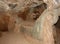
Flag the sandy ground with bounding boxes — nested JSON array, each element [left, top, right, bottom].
[[0, 32, 41, 44], [0, 20, 60, 44], [0, 21, 41, 44]]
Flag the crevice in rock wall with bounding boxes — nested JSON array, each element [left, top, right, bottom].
[[54, 16, 60, 28], [32, 3, 47, 20], [54, 16, 60, 44]]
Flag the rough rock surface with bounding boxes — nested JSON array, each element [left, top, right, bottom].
[[0, 0, 60, 44]]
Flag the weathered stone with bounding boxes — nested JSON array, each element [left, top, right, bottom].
[[0, 0, 60, 44], [0, 1, 10, 31], [31, 0, 60, 44]]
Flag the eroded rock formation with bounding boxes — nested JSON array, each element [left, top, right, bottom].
[[0, 0, 60, 44]]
